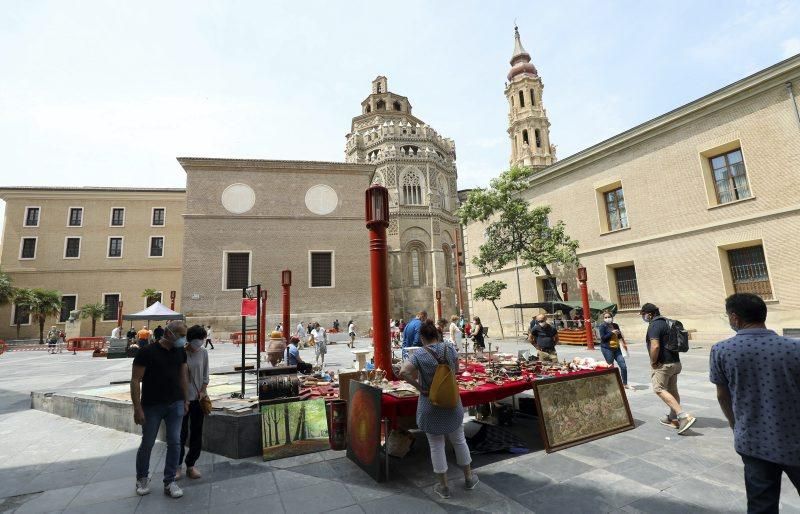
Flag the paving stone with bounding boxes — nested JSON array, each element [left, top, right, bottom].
[[620, 491, 722, 513], [225, 491, 285, 513], [67, 476, 140, 508], [513, 452, 595, 482], [662, 475, 746, 511], [279, 479, 356, 514], [13, 485, 83, 514], [560, 442, 628, 467], [209, 470, 277, 508], [273, 468, 330, 492], [63, 495, 141, 514], [479, 465, 554, 499], [134, 482, 211, 513], [360, 491, 448, 514], [600, 457, 679, 491]]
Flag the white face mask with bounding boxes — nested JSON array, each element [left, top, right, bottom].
[[604, 317, 613, 323], [642, 315, 650, 323]]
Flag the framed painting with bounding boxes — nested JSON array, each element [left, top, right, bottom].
[[346, 380, 385, 482], [261, 398, 330, 461], [532, 368, 634, 452]]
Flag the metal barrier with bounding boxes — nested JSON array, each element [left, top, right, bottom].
[[66, 337, 107, 352], [230, 331, 258, 346]]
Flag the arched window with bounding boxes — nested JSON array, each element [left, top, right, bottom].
[[376, 99, 386, 110], [401, 145, 419, 156], [393, 101, 402, 111], [401, 170, 424, 205], [530, 89, 536, 106], [522, 129, 529, 145], [443, 244, 454, 287], [518, 90, 525, 108], [376, 83, 382, 93], [407, 242, 427, 286], [438, 175, 450, 211], [365, 104, 371, 113], [535, 129, 542, 148]]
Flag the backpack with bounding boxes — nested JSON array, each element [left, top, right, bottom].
[[653, 316, 689, 353], [420, 345, 459, 409]]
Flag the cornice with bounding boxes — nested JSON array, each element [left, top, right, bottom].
[[177, 157, 375, 174], [0, 188, 185, 201]]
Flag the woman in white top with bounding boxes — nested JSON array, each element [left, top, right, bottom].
[[448, 315, 463, 348], [348, 321, 356, 349]]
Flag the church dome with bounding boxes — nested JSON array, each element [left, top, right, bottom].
[[507, 26, 538, 81]]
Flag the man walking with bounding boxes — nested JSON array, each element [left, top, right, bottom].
[[640, 303, 695, 434], [296, 321, 307, 349], [204, 325, 214, 349], [710, 293, 800, 512], [402, 311, 427, 358], [131, 320, 189, 499], [529, 314, 559, 363]]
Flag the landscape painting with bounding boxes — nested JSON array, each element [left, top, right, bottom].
[[261, 398, 329, 461]]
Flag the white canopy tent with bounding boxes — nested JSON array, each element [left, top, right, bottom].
[[122, 301, 184, 322]]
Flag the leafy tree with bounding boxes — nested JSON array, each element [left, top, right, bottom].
[[459, 166, 579, 312], [79, 303, 106, 337], [29, 289, 63, 344], [0, 269, 13, 307], [473, 280, 508, 340], [142, 289, 161, 307], [12, 288, 34, 340]]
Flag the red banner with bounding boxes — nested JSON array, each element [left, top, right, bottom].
[[241, 298, 257, 317]]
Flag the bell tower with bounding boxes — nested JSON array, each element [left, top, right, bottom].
[[505, 25, 555, 169]]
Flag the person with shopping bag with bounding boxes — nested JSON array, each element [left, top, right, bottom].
[[177, 325, 210, 480], [598, 309, 630, 389]]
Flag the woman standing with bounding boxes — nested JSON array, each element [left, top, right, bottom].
[[347, 320, 356, 349], [598, 310, 629, 389], [471, 317, 485, 351], [313, 323, 328, 368], [178, 325, 209, 480], [449, 315, 463, 349], [399, 320, 478, 498]]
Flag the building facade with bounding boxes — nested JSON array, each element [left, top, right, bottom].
[[346, 77, 465, 320], [465, 35, 800, 343], [0, 187, 185, 339]]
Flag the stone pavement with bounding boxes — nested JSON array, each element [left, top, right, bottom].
[[1, 338, 798, 513]]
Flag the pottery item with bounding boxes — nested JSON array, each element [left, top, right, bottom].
[[266, 333, 287, 366]]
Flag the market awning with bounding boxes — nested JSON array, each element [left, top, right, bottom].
[[122, 301, 185, 321], [503, 300, 617, 315]]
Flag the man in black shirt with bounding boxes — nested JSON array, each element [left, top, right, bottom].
[[641, 303, 696, 435], [131, 320, 189, 498], [152, 325, 165, 341], [530, 314, 560, 362]]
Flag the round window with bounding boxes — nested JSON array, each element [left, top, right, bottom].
[[221, 183, 256, 214], [305, 184, 339, 215]]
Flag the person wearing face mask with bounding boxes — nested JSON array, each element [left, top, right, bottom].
[[529, 314, 559, 362], [130, 320, 190, 499], [177, 325, 210, 481], [710, 293, 800, 512], [640, 303, 695, 435], [598, 310, 629, 389]]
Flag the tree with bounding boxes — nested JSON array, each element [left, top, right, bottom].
[[142, 289, 161, 307], [79, 303, 106, 337], [0, 269, 13, 307], [12, 288, 34, 340], [29, 289, 62, 344], [473, 280, 508, 340], [459, 166, 579, 325]]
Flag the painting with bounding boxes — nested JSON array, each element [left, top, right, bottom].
[[347, 380, 384, 482], [261, 398, 329, 461], [533, 368, 634, 452]]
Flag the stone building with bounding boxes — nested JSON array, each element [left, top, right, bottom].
[[464, 29, 800, 343], [346, 77, 465, 321], [0, 187, 185, 339]]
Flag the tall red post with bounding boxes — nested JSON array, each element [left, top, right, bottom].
[[365, 184, 394, 379], [281, 271, 291, 344], [453, 235, 465, 315], [116, 301, 123, 330], [169, 290, 176, 311], [577, 266, 594, 350], [259, 290, 268, 352], [435, 290, 442, 320], [561, 282, 569, 302]]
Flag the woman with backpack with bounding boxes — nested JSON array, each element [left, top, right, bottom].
[[399, 320, 478, 499]]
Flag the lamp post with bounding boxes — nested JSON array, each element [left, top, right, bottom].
[[561, 282, 569, 301], [259, 290, 268, 353], [116, 301, 123, 331], [577, 266, 594, 350], [365, 184, 393, 379], [169, 290, 176, 311], [452, 235, 465, 315], [281, 270, 291, 344], [435, 290, 442, 320]]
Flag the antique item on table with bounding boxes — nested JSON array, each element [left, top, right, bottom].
[[259, 375, 300, 400], [532, 368, 634, 452], [370, 368, 386, 386], [260, 398, 329, 461], [266, 331, 287, 367], [347, 381, 385, 482]]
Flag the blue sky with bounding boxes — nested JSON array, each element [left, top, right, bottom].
[[1, 0, 799, 236]]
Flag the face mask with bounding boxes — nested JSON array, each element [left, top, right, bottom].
[[538, 321, 546, 326], [642, 315, 650, 323], [604, 317, 613, 323], [175, 336, 187, 348]]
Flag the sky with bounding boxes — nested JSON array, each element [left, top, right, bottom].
[[1, 0, 799, 237]]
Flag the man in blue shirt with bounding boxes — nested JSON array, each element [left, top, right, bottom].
[[710, 293, 800, 512], [402, 311, 427, 358]]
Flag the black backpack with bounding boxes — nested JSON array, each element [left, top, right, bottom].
[[653, 316, 689, 353]]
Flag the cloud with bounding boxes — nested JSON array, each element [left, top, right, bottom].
[[782, 37, 800, 58]]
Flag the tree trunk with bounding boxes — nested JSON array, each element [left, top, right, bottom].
[[272, 410, 280, 445], [541, 265, 563, 302], [491, 300, 506, 340], [38, 318, 45, 344], [294, 405, 304, 441], [91, 318, 97, 336], [16, 321, 21, 340], [283, 403, 292, 445]]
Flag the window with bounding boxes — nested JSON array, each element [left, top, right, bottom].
[[710, 149, 750, 204], [149, 236, 164, 257], [614, 266, 640, 310], [401, 171, 424, 205], [11, 304, 30, 326], [393, 101, 401, 111], [443, 245, 454, 287], [535, 129, 542, 148], [376, 99, 386, 110], [412, 249, 421, 286], [310, 252, 334, 288], [152, 208, 165, 226], [110, 208, 125, 226], [20, 237, 37, 259], [522, 129, 529, 145], [408, 243, 427, 287], [24, 207, 40, 227], [108, 237, 123, 258], [542, 279, 559, 302], [68, 207, 83, 227], [225, 252, 250, 290], [145, 291, 162, 308], [518, 90, 525, 108], [530, 89, 536, 106], [103, 294, 120, 321], [64, 237, 81, 259], [727, 245, 772, 300], [604, 187, 628, 231], [59, 295, 77, 322]]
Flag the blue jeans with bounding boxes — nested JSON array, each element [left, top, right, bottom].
[[136, 400, 184, 485], [600, 346, 627, 385], [740, 453, 800, 513]]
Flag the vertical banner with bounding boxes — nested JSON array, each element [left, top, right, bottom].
[[241, 298, 257, 317]]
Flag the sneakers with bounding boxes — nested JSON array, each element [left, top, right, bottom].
[[659, 415, 679, 428], [433, 483, 451, 499], [164, 481, 184, 498], [677, 415, 697, 435], [135, 477, 151, 496], [465, 473, 480, 490], [186, 466, 202, 479]]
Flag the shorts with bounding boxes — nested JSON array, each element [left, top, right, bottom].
[[650, 362, 682, 394]]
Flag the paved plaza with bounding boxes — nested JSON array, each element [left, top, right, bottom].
[[0, 337, 798, 513]]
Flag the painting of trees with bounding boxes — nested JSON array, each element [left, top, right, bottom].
[[260, 399, 330, 461]]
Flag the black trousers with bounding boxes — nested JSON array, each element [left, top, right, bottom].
[[204, 338, 214, 349], [179, 400, 204, 468], [740, 453, 800, 513]]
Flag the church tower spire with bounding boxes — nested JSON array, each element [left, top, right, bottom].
[[505, 25, 555, 169]]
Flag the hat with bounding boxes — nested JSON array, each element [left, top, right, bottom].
[[639, 303, 659, 314]]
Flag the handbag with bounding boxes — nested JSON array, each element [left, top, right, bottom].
[[188, 366, 212, 415]]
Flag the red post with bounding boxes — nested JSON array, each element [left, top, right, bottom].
[[365, 184, 394, 379], [169, 290, 176, 311], [453, 234, 465, 315], [259, 290, 268, 352], [577, 266, 594, 350], [435, 290, 442, 320], [116, 301, 123, 330], [281, 271, 291, 344], [561, 282, 569, 302]]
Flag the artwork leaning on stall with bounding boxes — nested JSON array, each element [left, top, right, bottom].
[[261, 398, 330, 461], [346, 380, 385, 482], [533, 367, 634, 452]]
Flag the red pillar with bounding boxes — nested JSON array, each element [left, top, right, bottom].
[[259, 290, 268, 352], [116, 301, 123, 330], [366, 185, 393, 379], [577, 266, 594, 350], [169, 290, 176, 311], [561, 282, 569, 302], [281, 271, 291, 344], [435, 290, 442, 320]]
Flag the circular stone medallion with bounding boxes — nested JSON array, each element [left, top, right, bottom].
[[304, 184, 339, 215], [221, 183, 256, 214]]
